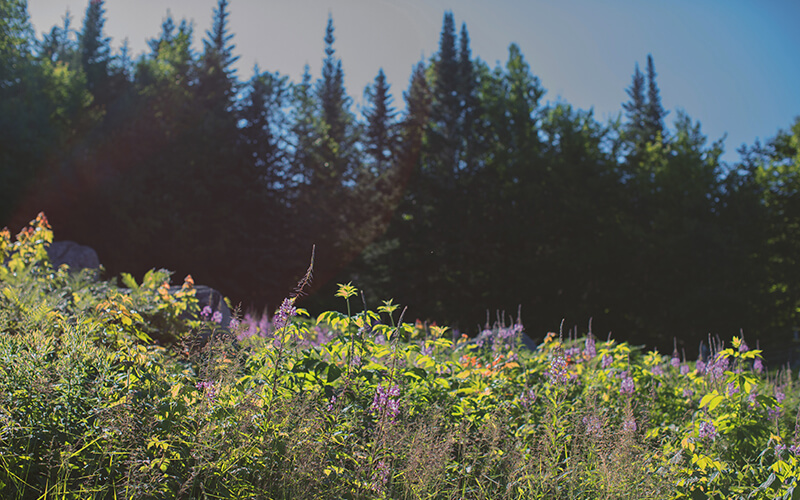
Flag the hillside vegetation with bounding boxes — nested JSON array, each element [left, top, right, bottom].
[[2, 214, 799, 499]]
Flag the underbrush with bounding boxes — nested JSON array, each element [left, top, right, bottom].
[[1, 214, 799, 499]]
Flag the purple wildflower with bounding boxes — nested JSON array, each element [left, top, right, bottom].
[[201, 305, 212, 320], [671, 355, 680, 369], [583, 336, 597, 359], [696, 359, 706, 373], [698, 421, 717, 440], [583, 415, 603, 436], [372, 383, 401, 422], [727, 382, 739, 396], [652, 364, 664, 377], [620, 375, 635, 395], [547, 349, 569, 385], [622, 417, 637, 433], [753, 358, 764, 374], [211, 310, 222, 324], [601, 354, 613, 369], [196, 381, 217, 402], [370, 459, 391, 493], [273, 298, 297, 331], [680, 364, 690, 376], [683, 388, 694, 398], [776, 390, 786, 404]]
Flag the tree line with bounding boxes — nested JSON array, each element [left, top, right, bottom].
[[2, 0, 799, 355]]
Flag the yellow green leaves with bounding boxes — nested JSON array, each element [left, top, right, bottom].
[[699, 390, 725, 411], [335, 282, 358, 300]]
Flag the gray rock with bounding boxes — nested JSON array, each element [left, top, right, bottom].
[[47, 241, 100, 271]]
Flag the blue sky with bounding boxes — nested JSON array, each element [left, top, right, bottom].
[[28, 0, 800, 164]]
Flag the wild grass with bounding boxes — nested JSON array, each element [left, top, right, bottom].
[[1, 213, 799, 499]]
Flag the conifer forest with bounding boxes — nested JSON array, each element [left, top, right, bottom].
[[3, 0, 800, 359]]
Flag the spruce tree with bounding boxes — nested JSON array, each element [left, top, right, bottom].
[[79, 0, 111, 99], [623, 62, 646, 152], [644, 53, 667, 142], [363, 68, 397, 174]]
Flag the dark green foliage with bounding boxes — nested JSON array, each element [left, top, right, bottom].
[[2, 2, 800, 361]]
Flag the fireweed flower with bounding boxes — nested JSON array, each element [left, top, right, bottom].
[[671, 355, 680, 369], [211, 311, 223, 324], [601, 354, 613, 369], [696, 359, 706, 373], [622, 416, 637, 433], [370, 459, 391, 493], [372, 383, 401, 422], [698, 421, 717, 440], [583, 335, 597, 359], [546, 348, 569, 385], [753, 358, 764, 374], [201, 305, 213, 320], [273, 297, 297, 332], [196, 381, 217, 402], [680, 364, 690, 376], [620, 375, 635, 395]]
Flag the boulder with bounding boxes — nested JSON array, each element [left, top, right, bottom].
[[47, 240, 100, 272]]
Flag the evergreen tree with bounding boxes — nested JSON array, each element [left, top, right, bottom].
[[198, 0, 238, 118], [623, 62, 647, 156], [78, 0, 111, 100], [644, 54, 667, 142], [363, 68, 397, 174]]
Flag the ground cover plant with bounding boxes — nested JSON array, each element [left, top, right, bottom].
[[2, 214, 800, 499]]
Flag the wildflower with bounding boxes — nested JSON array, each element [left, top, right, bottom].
[[273, 297, 296, 331], [696, 359, 706, 373], [682, 388, 694, 398], [698, 421, 717, 440], [747, 390, 758, 406], [620, 375, 635, 395], [370, 459, 391, 493], [583, 335, 597, 359], [229, 318, 240, 330], [622, 416, 637, 433], [727, 382, 739, 396], [652, 364, 664, 377], [546, 348, 569, 385], [372, 383, 401, 422], [776, 389, 786, 404], [680, 364, 690, 376], [196, 381, 217, 402], [671, 355, 680, 369], [201, 305, 212, 320], [521, 388, 537, 409], [753, 358, 764, 374], [739, 339, 749, 353], [327, 395, 337, 412], [211, 311, 223, 324], [601, 354, 613, 369]]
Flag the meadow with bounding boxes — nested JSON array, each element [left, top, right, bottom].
[[1, 214, 799, 499]]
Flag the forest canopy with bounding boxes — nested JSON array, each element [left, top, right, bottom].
[[2, 0, 800, 358]]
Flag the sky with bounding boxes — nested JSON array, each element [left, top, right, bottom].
[[27, 0, 800, 165]]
